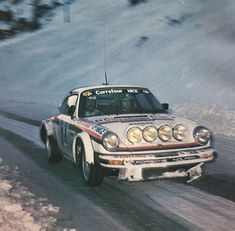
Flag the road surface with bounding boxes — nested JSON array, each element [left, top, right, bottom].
[[0, 112, 234, 231]]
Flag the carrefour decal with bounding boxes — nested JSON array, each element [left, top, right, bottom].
[[95, 89, 123, 95]]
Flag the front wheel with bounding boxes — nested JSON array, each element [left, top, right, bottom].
[[77, 140, 104, 186], [45, 136, 63, 163]]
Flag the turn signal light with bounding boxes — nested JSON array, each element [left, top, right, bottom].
[[108, 160, 124, 165]]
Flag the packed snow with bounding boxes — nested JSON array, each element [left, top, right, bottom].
[[0, 0, 234, 137], [0, 1, 235, 230]]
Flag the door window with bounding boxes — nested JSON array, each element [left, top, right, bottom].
[[59, 95, 78, 115]]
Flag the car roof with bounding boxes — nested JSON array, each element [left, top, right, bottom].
[[70, 84, 149, 94]]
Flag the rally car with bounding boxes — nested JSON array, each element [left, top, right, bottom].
[[40, 85, 215, 186]]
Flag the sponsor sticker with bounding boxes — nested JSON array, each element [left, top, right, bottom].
[[127, 89, 139, 93], [82, 91, 92, 96], [95, 89, 123, 95], [92, 125, 109, 135], [132, 156, 199, 165]]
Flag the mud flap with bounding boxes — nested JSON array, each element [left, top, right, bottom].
[[118, 161, 143, 181], [186, 163, 203, 183]]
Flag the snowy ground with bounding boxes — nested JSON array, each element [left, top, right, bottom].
[[0, 158, 59, 231], [0, 0, 234, 137], [0, 0, 235, 230], [0, 115, 235, 231]]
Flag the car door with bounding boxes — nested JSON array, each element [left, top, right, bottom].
[[57, 94, 78, 158], [64, 94, 79, 157]]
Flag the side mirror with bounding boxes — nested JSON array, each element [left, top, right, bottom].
[[161, 103, 169, 110], [68, 105, 76, 117]]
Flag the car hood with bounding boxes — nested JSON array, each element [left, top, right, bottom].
[[86, 114, 197, 147]]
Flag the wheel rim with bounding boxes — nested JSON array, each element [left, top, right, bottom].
[[46, 137, 51, 158], [76, 144, 82, 164], [82, 151, 90, 181]]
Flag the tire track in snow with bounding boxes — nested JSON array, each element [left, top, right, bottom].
[[131, 181, 235, 231]]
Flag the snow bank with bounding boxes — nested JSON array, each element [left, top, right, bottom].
[[0, 158, 59, 231], [174, 103, 235, 137]]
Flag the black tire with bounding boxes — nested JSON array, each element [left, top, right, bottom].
[[76, 139, 104, 186], [45, 136, 63, 163], [75, 139, 83, 166]]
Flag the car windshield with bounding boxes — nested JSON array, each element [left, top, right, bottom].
[[79, 87, 166, 118]]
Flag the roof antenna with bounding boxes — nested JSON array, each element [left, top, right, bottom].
[[103, 24, 109, 85]]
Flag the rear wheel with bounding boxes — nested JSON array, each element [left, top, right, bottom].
[[76, 139, 104, 186], [45, 136, 63, 163]]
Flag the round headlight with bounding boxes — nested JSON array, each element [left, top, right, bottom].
[[143, 126, 158, 142], [173, 124, 187, 141], [103, 132, 120, 151], [158, 125, 172, 142], [194, 126, 211, 145], [127, 127, 142, 143]]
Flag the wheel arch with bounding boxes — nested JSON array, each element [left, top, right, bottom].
[[40, 120, 54, 143], [72, 132, 94, 164]]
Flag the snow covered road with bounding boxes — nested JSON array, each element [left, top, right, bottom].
[[0, 113, 235, 230], [0, 0, 235, 230]]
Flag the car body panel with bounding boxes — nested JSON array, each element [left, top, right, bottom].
[[40, 85, 215, 183]]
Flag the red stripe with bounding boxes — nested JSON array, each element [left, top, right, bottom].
[[55, 116, 198, 149], [117, 142, 199, 151], [84, 129, 102, 141], [56, 116, 102, 141]]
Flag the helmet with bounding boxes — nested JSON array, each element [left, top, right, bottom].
[[121, 95, 133, 112], [87, 96, 97, 101]]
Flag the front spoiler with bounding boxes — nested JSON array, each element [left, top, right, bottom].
[[99, 148, 215, 182]]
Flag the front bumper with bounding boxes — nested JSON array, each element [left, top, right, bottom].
[[99, 147, 215, 182]]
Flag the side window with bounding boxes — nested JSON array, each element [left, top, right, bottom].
[[59, 95, 78, 115], [59, 99, 67, 114]]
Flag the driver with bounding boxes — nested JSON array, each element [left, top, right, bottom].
[[120, 96, 133, 113], [85, 97, 100, 116]]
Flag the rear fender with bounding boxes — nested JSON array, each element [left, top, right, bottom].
[[72, 132, 94, 164]]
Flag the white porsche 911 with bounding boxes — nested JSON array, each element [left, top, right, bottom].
[[40, 85, 215, 186]]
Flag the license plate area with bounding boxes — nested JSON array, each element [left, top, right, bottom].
[[132, 155, 200, 165], [142, 164, 196, 179]]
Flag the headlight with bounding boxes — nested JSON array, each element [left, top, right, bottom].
[[194, 126, 211, 145], [103, 132, 120, 151], [158, 125, 172, 142], [127, 127, 142, 143], [143, 126, 158, 142], [173, 124, 187, 141]]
